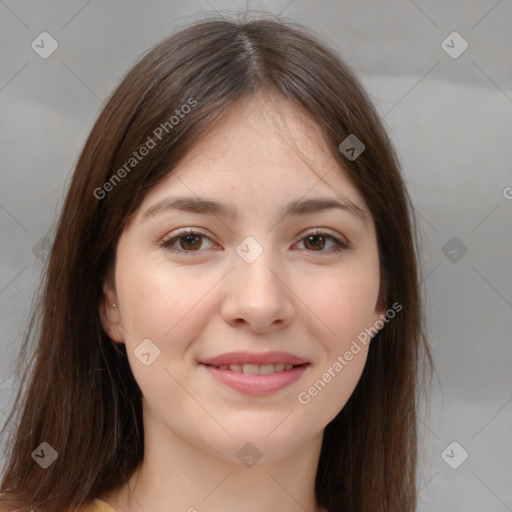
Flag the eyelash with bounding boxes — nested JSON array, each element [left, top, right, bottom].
[[158, 228, 349, 256]]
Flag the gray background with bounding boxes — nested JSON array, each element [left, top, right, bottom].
[[1, 1, 511, 511]]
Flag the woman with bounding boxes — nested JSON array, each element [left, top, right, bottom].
[[0, 14, 433, 512]]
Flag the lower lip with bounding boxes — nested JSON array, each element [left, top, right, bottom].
[[200, 364, 310, 396]]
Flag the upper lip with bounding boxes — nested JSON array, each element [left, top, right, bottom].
[[199, 351, 309, 366]]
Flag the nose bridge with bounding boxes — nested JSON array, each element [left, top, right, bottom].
[[222, 234, 294, 330], [234, 235, 282, 298]]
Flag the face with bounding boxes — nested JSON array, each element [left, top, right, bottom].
[[101, 93, 385, 464]]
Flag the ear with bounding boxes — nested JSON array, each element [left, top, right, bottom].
[[370, 296, 388, 338], [99, 274, 125, 343]]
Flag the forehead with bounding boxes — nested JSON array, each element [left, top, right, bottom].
[[137, 93, 369, 216]]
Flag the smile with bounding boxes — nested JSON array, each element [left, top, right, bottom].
[[209, 363, 299, 374], [200, 363, 310, 396]]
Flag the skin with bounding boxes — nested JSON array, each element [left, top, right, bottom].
[[99, 92, 385, 512]]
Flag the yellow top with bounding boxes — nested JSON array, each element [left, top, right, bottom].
[[83, 499, 117, 512]]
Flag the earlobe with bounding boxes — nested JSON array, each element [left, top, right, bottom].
[[371, 298, 388, 337], [99, 280, 124, 343]]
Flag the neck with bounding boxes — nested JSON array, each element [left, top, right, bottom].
[[102, 406, 328, 512]]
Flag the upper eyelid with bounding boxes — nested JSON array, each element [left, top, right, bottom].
[[161, 227, 214, 244]]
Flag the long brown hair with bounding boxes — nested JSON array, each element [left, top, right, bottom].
[[0, 13, 433, 512]]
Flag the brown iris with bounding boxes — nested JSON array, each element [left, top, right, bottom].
[[178, 234, 203, 251], [303, 234, 326, 251]]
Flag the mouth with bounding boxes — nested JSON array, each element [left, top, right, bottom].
[[202, 362, 306, 374], [199, 350, 309, 368], [198, 352, 311, 396]]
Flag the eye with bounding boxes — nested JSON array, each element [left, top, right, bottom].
[[294, 230, 349, 255], [159, 229, 215, 255]]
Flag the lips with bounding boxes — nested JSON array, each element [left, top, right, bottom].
[[199, 351, 310, 396], [199, 350, 308, 367]]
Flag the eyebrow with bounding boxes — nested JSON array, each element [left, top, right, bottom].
[[141, 196, 368, 225]]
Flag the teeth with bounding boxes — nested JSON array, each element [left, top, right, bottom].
[[258, 364, 276, 375], [215, 363, 298, 374], [243, 364, 260, 375]]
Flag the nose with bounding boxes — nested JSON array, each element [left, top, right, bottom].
[[220, 247, 295, 334]]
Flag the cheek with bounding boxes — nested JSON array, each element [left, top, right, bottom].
[[294, 261, 379, 420], [113, 242, 220, 375], [309, 260, 381, 350], [297, 345, 369, 429], [113, 254, 218, 415], [115, 243, 207, 334]]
